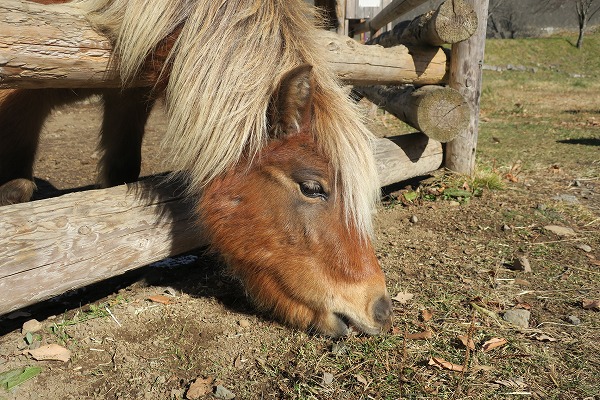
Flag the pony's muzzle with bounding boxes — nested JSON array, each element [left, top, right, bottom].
[[373, 295, 393, 329]]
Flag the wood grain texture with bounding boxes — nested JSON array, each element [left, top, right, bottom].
[[356, 85, 471, 143], [445, 0, 489, 174], [321, 30, 448, 86], [368, 0, 478, 47], [0, 138, 441, 314], [0, 0, 124, 89], [374, 134, 443, 187], [0, 1, 448, 88], [0, 178, 204, 314]]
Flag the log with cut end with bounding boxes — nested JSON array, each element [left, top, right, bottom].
[[368, 0, 478, 47], [356, 85, 471, 143], [0, 0, 448, 88], [0, 136, 441, 314]]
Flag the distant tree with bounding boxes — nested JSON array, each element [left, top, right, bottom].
[[574, 0, 600, 48], [539, 0, 600, 48], [487, 0, 526, 38]]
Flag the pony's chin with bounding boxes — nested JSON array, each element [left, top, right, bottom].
[[325, 313, 390, 338]]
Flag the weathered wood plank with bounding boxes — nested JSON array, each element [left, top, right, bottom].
[[0, 136, 442, 314], [0, 178, 204, 313]]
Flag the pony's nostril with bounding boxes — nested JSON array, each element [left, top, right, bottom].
[[373, 295, 393, 325]]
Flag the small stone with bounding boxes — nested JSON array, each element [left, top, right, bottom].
[[214, 385, 235, 399], [409, 215, 418, 224], [552, 194, 579, 204], [22, 319, 43, 334], [502, 309, 530, 328], [238, 319, 251, 328], [502, 224, 511, 231], [322, 372, 334, 386], [566, 315, 581, 325], [576, 244, 592, 253], [511, 256, 532, 273], [544, 225, 576, 237], [536, 203, 547, 211], [448, 200, 460, 207]]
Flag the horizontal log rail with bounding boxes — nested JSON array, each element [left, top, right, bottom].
[[367, 0, 478, 47], [0, 1, 448, 89], [0, 134, 441, 315]]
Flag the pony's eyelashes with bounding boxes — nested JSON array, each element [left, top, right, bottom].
[[299, 180, 328, 201]]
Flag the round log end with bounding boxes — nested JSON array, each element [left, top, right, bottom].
[[435, 0, 478, 44], [414, 86, 471, 143]]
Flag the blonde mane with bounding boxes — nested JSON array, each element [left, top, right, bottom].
[[75, 0, 380, 236]]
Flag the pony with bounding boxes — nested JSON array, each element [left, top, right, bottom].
[[0, 0, 392, 336]]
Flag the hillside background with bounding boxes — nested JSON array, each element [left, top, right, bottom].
[[398, 0, 600, 38]]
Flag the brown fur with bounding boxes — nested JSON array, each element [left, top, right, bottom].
[[199, 67, 391, 335]]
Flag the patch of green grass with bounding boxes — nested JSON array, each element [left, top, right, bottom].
[[485, 30, 600, 76], [49, 303, 112, 344]]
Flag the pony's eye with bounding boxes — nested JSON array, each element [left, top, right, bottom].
[[299, 180, 327, 200]]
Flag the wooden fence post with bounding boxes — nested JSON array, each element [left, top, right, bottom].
[[445, 0, 490, 175]]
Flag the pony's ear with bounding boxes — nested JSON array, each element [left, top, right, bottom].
[[269, 64, 314, 137]]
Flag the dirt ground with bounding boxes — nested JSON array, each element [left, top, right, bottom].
[[0, 89, 598, 399]]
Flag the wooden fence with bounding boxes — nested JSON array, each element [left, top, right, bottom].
[[0, 0, 489, 314]]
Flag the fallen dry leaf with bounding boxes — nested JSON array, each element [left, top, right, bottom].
[[494, 378, 527, 390], [147, 294, 172, 305], [505, 173, 519, 182], [405, 330, 433, 340], [186, 377, 214, 400], [392, 291, 414, 304], [233, 354, 246, 368], [530, 333, 557, 342], [355, 374, 368, 386], [582, 299, 600, 310], [428, 357, 465, 372], [23, 344, 71, 362], [515, 302, 532, 310], [457, 335, 476, 351], [421, 309, 433, 322], [482, 337, 508, 352]]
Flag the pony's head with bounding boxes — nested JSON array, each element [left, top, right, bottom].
[[199, 66, 392, 336]]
